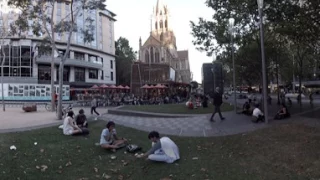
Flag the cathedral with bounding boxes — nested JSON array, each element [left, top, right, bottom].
[[138, 0, 191, 83]]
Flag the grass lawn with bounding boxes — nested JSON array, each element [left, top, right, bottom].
[[1, 121, 320, 180], [119, 103, 233, 114]]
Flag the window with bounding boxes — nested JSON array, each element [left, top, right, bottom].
[[74, 67, 85, 81], [21, 68, 31, 77], [11, 46, 20, 67], [160, 20, 163, 28], [89, 69, 98, 79], [74, 51, 85, 61], [101, 70, 104, 80], [110, 60, 113, 69], [110, 71, 113, 81], [21, 46, 31, 66], [57, 66, 70, 81]]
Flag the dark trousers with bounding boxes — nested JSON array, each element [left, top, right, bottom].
[[91, 107, 100, 115], [210, 105, 223, 120], [252, 115, 265, 123]]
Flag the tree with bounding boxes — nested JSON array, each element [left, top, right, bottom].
[[115, 37, 136, 86], [0, 23, 8, 111], [190, 0, 320, 99], [9, 0, 106, 119]]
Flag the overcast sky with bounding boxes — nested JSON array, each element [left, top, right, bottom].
[[107, 0, 215, 83]]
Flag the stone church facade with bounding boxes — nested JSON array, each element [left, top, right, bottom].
[[138, 0, 191, 84]]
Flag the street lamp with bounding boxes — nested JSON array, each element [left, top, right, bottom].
[[228, 17, 237, 114], [257, 0, 269, 123]]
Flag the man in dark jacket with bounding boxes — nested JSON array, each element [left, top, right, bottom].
[[210, 87, 225, 122]]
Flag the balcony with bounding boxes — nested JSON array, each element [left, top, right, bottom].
[[2, 77, 38, 84], [36, 56, 103, 69]]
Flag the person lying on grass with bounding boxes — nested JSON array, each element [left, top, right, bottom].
[[63, 111, 83, 136], [136, 131, 180, 163], [100, 121, 127, 152]]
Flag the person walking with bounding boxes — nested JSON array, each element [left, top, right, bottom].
[[210, 87, 225, 122], [91, 97, 100, 116]]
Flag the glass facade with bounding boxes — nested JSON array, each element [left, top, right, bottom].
[[38, 65, 51, 81], [57, 66, 70, 82], [0, 45, 32, 77], [74, 67, 85, 82], [89, 69, 98, 79]]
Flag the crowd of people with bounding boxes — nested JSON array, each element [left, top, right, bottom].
[[73, 91, 188, 107], [242, 98, 291, 122]]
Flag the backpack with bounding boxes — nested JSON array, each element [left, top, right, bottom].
[[126, 144, 142, 153]]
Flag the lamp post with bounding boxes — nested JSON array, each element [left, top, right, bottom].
[[257, 0, 269, 123], [228, 17, 237, 113]]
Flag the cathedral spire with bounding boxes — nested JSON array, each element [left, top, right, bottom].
[[156, 0, 163, 14]]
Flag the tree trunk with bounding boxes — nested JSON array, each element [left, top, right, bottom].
[[1, 44, 5, 111], [276, 63, 280, 105], [298, 67, 302, 106], [57, 60, 64, 120], [51, 48, 55, 112]]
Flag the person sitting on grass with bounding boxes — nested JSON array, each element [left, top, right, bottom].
[[63, 111, 83, 136], [274, 103, 290, 120], [252, 104, 265, 123], [100, 121, 127, 152], [242, 101, 252, 115], [136, 131, 180, 164], [75, 109, 88, 128]]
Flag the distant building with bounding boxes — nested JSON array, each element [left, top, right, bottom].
[[0, 0, 117, 100], [202, 62, 224, 96], [137, 0, 191, 84], [131, 62, 175, 95]]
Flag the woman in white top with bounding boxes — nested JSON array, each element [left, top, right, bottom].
[[63, 111, 83, 135]]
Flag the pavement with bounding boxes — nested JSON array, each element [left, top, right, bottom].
[[0, 102, 319, 137]]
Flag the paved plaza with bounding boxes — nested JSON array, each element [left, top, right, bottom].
[[0, 102, 319, 136]]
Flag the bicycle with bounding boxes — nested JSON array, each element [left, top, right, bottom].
[[45, 103, 52, 111], [45, 101, 58, 111], [56, 104, 73, 119]]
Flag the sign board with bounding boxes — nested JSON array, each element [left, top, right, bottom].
[[0, 83, 70, 101]]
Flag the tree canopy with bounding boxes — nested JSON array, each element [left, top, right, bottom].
[[115, 37, 136, 86], [191, 0, 320, 87]]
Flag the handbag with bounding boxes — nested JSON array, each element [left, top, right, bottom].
[[126, 144, 142, 153]]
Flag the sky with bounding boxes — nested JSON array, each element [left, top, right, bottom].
[[107, 0, 214, 83]]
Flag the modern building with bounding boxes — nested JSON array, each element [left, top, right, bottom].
[[137, 0, 191, 84], [202, 62, 224, 96], [0, 0, 116, 100]]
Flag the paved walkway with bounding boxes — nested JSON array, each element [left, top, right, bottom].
[[0, 106, 267, 136], [1, 106, 319, 137]]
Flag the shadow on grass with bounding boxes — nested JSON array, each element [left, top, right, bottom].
[[1, 121, 320, 179]]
